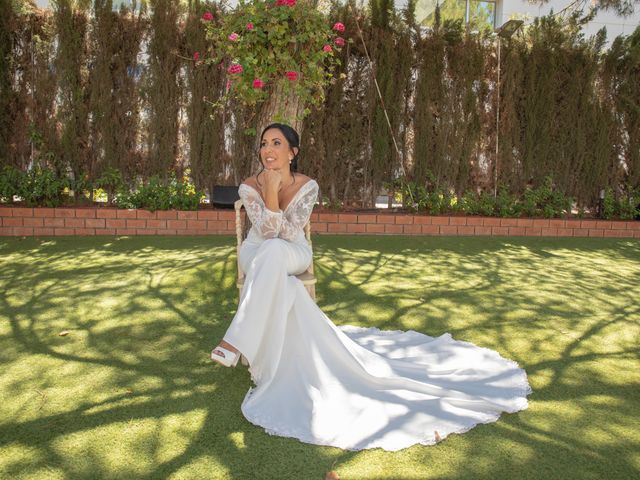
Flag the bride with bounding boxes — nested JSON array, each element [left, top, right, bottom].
[[210, 123, 532, 451]]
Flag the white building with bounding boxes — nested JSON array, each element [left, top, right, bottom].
[[34, 0, 639, 42]]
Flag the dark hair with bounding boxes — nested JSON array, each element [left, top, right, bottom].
[[257, 123, 300, 173]]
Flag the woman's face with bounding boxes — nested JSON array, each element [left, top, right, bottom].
[[259, 128, 296, 171]]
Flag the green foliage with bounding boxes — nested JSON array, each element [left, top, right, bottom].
[[19, 165, 69, 207], [114, 174, 204, 212], [601, 185, 640, 219], [0, 166, 23, 203], [520, 177, 573, 218]]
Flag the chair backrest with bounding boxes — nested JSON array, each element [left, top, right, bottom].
[[234, 199, 314, 281]]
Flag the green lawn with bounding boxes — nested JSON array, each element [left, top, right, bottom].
[[1, 235, 639, 480]]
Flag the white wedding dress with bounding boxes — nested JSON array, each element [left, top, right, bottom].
[[222, 179, 532, 451]]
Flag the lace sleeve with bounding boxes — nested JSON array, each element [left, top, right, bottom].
[[238, 184, 283, 239], [279, 181, 319, 241]]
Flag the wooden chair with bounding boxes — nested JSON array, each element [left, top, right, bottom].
[[234, 199, 317, 301]]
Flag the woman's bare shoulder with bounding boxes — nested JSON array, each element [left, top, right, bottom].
[[241, 176, 259, 188], [295, 173, 315, 184]]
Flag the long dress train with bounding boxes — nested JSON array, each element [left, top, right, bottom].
[[221, 180, 532, 452]]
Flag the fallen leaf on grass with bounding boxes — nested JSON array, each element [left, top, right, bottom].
[[325, 471, 340, 480], [58, 330, 70, 336]]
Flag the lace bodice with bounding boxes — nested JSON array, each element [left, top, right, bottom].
[[238, 180, 319, 244]]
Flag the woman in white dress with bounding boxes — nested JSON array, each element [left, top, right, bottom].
[[210, 123, 532, 451]]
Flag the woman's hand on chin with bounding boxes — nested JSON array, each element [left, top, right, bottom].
[[261, 169, 282, 194]]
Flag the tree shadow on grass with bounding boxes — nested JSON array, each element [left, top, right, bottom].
[[0, 235, 638, 479]]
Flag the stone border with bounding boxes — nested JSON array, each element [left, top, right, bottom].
[[0, 207, 638, 238]]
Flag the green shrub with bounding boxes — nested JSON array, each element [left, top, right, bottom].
[[19, 166, 69, 207], [114, 174, 204, 212], [0, 166, 24, 203]]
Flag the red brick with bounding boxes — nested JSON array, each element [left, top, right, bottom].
[[465, 217, 485, 226], [328, 223, 347, 233], [516, 219, 533, 227], [116, 209, 137, 219], [499, 218, 518, 226], [0, 207, 12, 216], [440, 226, 458, 235], [635, 231, 640, 238], [136, 229, 157, 235], [23, 217, 44, 227], [484, 217, 502, 226], [146, 220, 167, 229], [366, 224, 385, 233], [421, 225, 439, 235], [572, 229, 590, 237], [610, 221, 627, 230], [99, 228, 116, 235], [65, 218, 84, 228], [475, 226, 492, 235], [34, 227, 55, 236], [595, 221, 611, 229], [162, 229, 178, 235], [413, 216, 432, 225], [557, 228, 573, 236], [492, 227, 509, 235], [126, 219, 146, 228], [395, 216, 414, 225], [509, 227, 527, 236], [44, 218, 65, 227], [403, 225, 422, 234], [85, 219, 106, 229], [604, 229, 632, 238], [167, 220, 187, 229], [431, 217, 449, 225], [218, 211, 235, 220], [206, 220, 227, 231], [187, 220, 207, 230], [450, 217, 467, 226], [357, 214, 377, 224], [75, 209, 96, 219], [565, 220, 581, 229], [626, 222, 640, 230], [106, 219, 126, 229], [385, 224, 403, 234], [116, 229, 137, 235], [157, 210, 178, 220], [13, 227, 34, 236], [458, 226, 475, 235], [135, 210, 156, 219], [4, 217, 23, 226], [75, 228, 96, 236], [588, 229, 604, 237], [347, 223, 366, 233], [12, 208, 34, 217], [96, 209, 118, 218], [376, 215, 396, 224], [311, 223, 328, 233], [533, 219, 550, 227], [549, 219, 566, 228], [0, 226, 15, 235], [54, 228, 75, 236], [33, 208, 55, 217], [318, 213, 338, 222], [54, 208, 75, 218], [197, 211, 219, 220], [339, 214, 357, 223], [580, 220, 598, 228], [541, 228, 558, 236], [525, 227, 542, 236], [178, 211, 198, 220]]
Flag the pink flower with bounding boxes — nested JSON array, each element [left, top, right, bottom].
[[246, 22, 254, 30], [333, 22, 345, 32], [252, 78, 265, 89], [276, 0, 296, 6], [287, 0, 297, 5], [193, 51, 200, 61], [285, 71, 298, 81], [228, 63, 243, 74], [202, 11, 213, 21], [228, 32, 239, 41], [323, 44, 332, 53], [335, 36, 345, 47]]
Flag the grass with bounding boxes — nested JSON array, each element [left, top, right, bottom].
[[0, 235, 639, 480]]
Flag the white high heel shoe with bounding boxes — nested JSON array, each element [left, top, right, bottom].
[[211, 346, 240, 367]]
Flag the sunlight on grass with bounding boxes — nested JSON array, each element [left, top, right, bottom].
[[1, 235, 639, 479]]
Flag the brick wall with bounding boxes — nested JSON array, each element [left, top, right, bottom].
[[0, 206, 638, 238]]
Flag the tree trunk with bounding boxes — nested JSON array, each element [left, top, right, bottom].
[[257, 81, 305, 137]]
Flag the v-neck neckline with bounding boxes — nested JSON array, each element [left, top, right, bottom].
[[240, 179, 316, 213]]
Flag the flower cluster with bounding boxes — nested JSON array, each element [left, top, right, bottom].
[[201, 0, 344, 110]]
